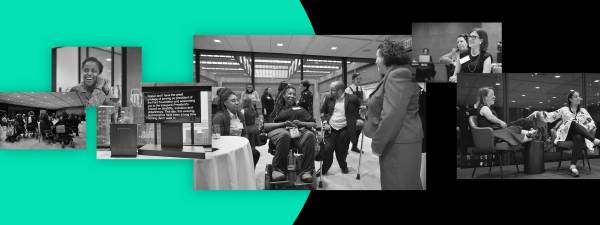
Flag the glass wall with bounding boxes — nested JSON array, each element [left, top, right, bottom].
[[507, 73, 582, 123], [456, 73, 600, 165], [457, 73, 504, 120], [194, 50, 376, 120]]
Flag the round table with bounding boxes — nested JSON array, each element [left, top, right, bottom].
[[193, 136, 256, 190]]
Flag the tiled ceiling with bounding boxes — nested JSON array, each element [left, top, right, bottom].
[[0, 92, 84, 110], [194, 35, 411, 59], [457, 73, 600, 110]]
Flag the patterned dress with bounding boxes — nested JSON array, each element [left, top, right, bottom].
[[540, 107, 596, 150]]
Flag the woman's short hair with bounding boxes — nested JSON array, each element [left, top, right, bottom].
[[81, 57, 104, 74], [377, 39, 410, 67], [475, 86, 493, 108], [472, 28, 489, 53]]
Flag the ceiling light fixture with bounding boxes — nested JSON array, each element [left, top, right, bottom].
[[276, 43, 283, 47], [331, 46, 338, 50], [214, 39, 221, 43]]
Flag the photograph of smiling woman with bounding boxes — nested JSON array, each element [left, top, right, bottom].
[[70, 57, 115, 106]]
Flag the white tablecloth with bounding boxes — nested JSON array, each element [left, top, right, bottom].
[[193, 136, 256, 190]]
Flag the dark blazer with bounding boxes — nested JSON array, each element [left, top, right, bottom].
[[212, 110, 247, 136], [320, 93, 360, 136], [366, 65, 423, 155]]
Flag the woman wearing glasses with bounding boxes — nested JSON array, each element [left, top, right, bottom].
[[450, 28, 493, 82], [442, 34, 469, 82]]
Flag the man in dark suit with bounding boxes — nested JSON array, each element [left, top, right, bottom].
[[319, 81, 360, 175]]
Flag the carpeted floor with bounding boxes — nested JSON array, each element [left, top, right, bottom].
[[254, 135, 427, 190], [457, 157, 600, 179]]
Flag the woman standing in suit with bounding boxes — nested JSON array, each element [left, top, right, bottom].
[[364, 39, 423, 190]]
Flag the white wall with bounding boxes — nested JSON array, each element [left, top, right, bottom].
[[56, 47, 78, 92]]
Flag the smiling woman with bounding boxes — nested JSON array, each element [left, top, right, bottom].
[[69, 57, 114, 106]]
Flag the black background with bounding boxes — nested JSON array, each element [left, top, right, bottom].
[[295, 0, 600, 224]]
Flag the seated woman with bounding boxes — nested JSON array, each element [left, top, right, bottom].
[[264, 86, 317, 183], [474, 87, 538, 146], [212, 88, 260, 167], [537, 90, 600, 177]]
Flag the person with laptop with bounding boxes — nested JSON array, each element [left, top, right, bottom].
[[416, 48, 435, 81]]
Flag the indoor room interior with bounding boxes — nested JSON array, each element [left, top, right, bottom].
[[194, 35, 425, 190], [457, 73, 600, 179], [412, 23, 502, 81], [0, 92, 86, 149]]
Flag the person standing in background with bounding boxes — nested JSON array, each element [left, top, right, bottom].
[[241, 84, 260, 110], [261, 88, 275, 120], [298, 80, 313, 115], [320, 81, 361, 175], [345, 73, 365, 154]]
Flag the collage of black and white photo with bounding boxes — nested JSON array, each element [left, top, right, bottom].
[[1, 22, 509, 190]]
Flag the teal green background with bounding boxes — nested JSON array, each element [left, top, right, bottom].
[[0, 1, 313, 224]]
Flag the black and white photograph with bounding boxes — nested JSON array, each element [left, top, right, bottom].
[[96, 82, 213, 159], [0, 92, 86, 149], [457, 73, 600, 179], [411, 22, 502, 82], [52, 47, 142, 107], [193, 35, 426, 190]]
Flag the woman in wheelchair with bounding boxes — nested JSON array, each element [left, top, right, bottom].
[[535, 90, 600, 176], [264, 86, 317, 183]]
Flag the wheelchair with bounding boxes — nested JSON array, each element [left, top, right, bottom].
[[41, 129, 54, 144], [54, 124, 74, 148], [263, 126, 324, 190]]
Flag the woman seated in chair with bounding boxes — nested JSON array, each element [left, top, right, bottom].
[[536, 90, 600, 177], [264, 85, 317, 183], [474, 86, 539, 146], [212, 88, 260, 168]]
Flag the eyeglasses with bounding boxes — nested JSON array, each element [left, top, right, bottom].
[[467, 35, 480, 39]]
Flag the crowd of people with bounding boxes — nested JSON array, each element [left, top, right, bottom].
[[210, 38, 424, 190], [0, 111, 83, 145]]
